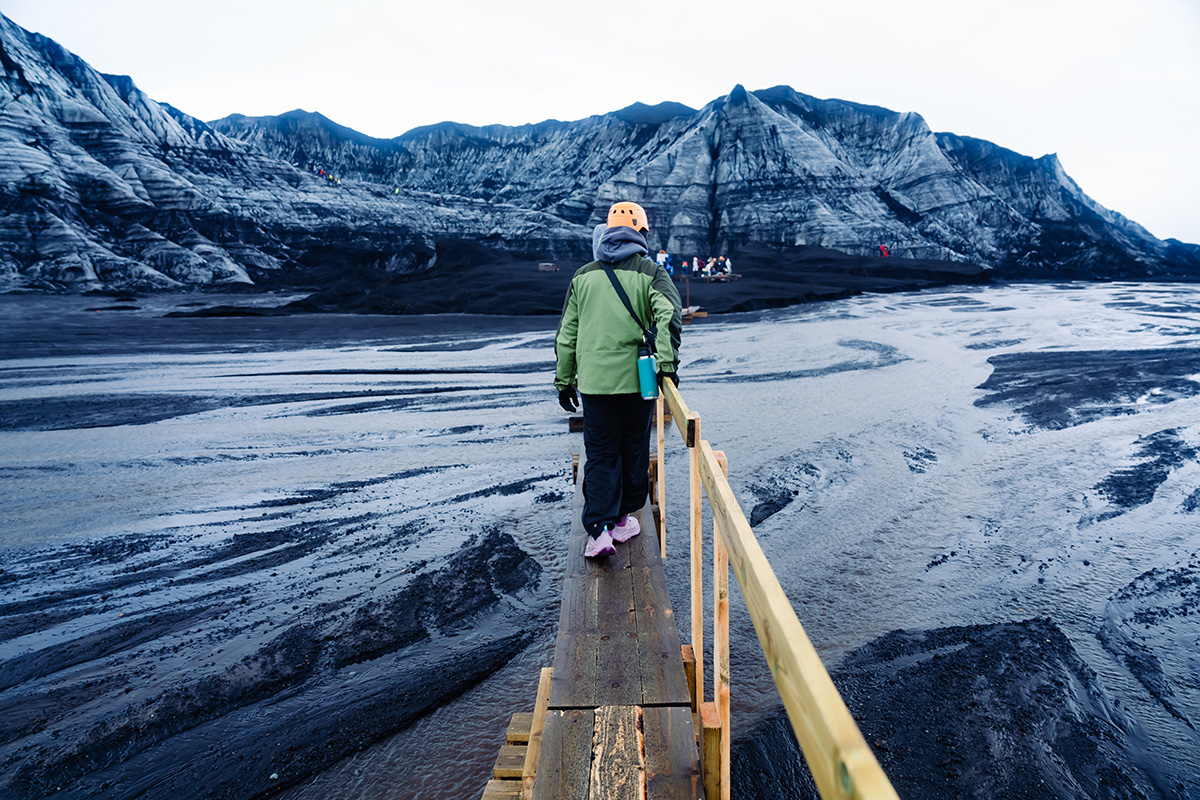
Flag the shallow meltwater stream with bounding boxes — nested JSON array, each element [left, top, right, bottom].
[[2, 284, 1199, 799]]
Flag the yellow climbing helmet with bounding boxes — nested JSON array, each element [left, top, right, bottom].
[[607, 201, 649, 233]]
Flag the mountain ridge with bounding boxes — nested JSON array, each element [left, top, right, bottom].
[[1, 10, 1196, 299]]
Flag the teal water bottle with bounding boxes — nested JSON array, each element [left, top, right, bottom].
[[638, 345, 658, 399]]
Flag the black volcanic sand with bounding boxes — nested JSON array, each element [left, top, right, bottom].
[[1099, 561, 1200, 732], [732, 619, 1178, 800], [975, 348, 1200, 430], [167, 239, 990, 317], [6, 286, 1198, 799], [0, 476, 548, 800]]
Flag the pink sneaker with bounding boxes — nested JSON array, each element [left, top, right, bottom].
[[584, 528, 616, 558], [611, 514, 640, 543]]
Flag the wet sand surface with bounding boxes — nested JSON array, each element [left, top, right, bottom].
[[2, 283, 1199, 799]]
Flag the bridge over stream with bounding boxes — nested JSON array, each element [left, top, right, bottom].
[[479, 383, 899, 800]]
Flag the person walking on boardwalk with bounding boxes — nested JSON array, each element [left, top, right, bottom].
[[555, 201, 683, 558]]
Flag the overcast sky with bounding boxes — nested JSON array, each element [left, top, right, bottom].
[[7, 0, 1199, 243]]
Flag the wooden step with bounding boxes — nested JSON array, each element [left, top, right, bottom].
[[493, 744, 526, 779], [506, 711, 533, 744], [481, 778, 522, 800]]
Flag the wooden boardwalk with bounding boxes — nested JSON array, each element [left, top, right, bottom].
[[530, 472, 703, 799], [485, 383, 899, 800]]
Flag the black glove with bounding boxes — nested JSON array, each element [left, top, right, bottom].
[[658, 370, 678, 386], [558, 386, 579, 412]]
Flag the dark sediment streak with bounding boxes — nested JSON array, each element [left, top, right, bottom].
[[0, 525, 543, 799], [974, 348, 1200, 430], [1099, 560, 1200, 731], [733, 619, 1165, 800]]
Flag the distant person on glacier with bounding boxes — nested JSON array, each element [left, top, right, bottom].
[[879, 244, 890, 257], [556, 202, 683, 558]]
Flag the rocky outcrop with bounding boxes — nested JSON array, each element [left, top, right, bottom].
[[216, 85, 1199, 283], [0, 13, 581, 293], [2, 11, 1197, 293]]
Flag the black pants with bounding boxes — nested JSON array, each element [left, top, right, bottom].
[[581, 392, 654, 538]]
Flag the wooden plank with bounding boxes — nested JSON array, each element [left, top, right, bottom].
[[523, 667, 553, 789], [569, 415, 584, 433], [531, 709, 593, 800], [552, 630, 650, 709], [624, 501, 689, 707], [494, 745, 526, 779], [557, 572, 601, 633], [630, 563, 690, 708], [549, 629, 598, 709], [626, 501, 660, 572], [482, 778, 522, 800], [591, 706, 644, 800], [696, 440, 899, 800], [701, 702, 721, 800], [643, 705, 704, 800], [713, 451, 731, 800], [553, 489, 641, 708], [595, 629, 642, 707], [507, 712, 533, 744], [559, 542, 636, 632]]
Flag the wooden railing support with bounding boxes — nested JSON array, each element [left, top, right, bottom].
[[697, 440, 898, 800], [521, 667, 553, 800], [681, 644, 698, 714], [701, 701, 722, 800], [656, 393, 667, 558], [713, 450, 731, 800], [662, 380, 704, 716], [689, 422, 703, 714], [657, 379, 897, 800]]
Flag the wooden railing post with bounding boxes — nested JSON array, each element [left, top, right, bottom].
[[656, 392, 666, 558], [521, 667, 553, 799], [713, 450, 731, 800], [689, 414, 703, 714], [662, 379, 705, 721], [701, 702, 722, 800]]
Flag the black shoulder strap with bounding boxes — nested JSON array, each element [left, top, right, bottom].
[[602, 264, 657, 353]]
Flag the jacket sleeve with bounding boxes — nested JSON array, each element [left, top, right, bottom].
[[554, 280, 580, 390], [649, 266, 683, 371]]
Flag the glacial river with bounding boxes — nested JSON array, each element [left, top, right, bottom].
[[2, 283, 1198, 799]]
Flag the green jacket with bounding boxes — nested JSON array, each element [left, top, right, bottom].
[[555, 254, 683, 394]]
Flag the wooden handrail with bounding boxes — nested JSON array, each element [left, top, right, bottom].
[[661, 380, 697, 447], [652, 380, 898, 800]]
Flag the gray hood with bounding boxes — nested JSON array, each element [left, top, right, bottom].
[[591, 223, 607, 261], [595, 226, 649, 264]]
